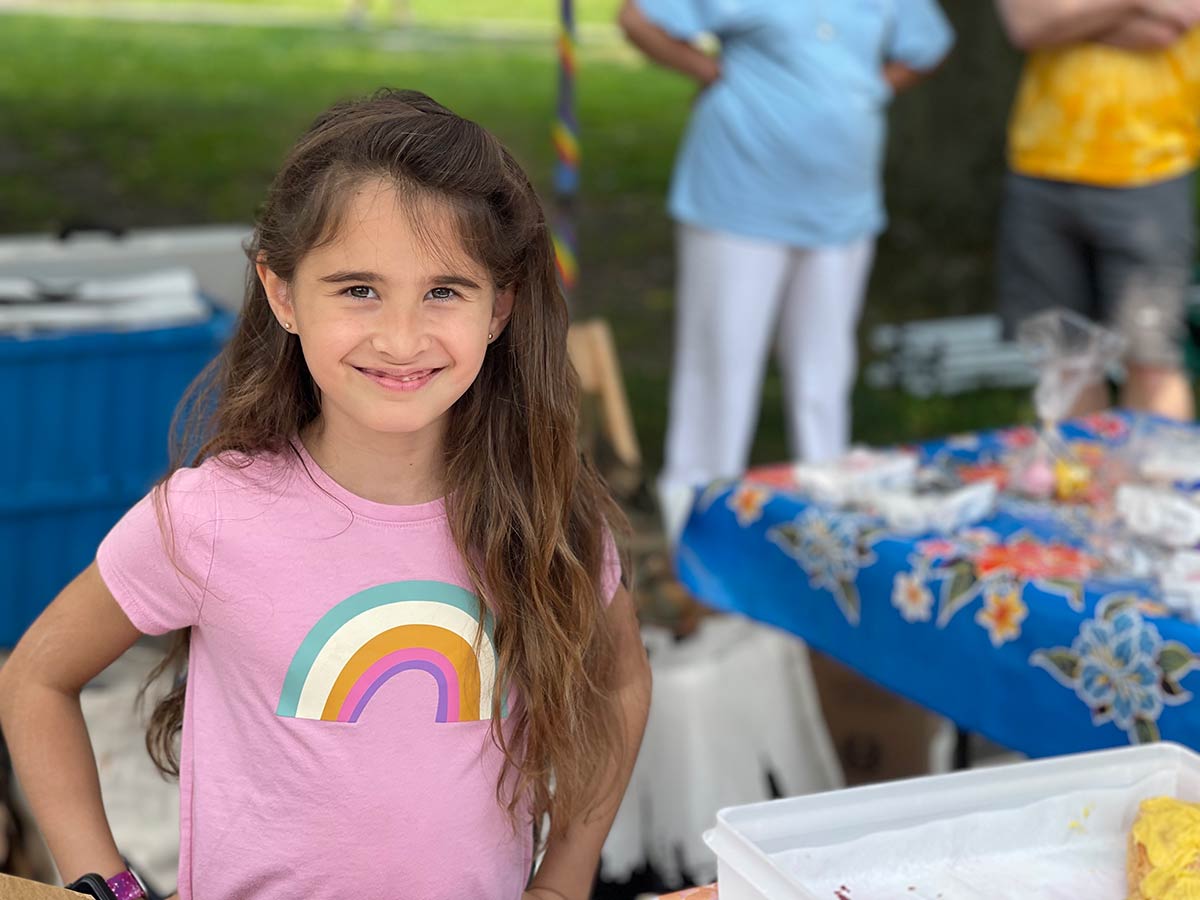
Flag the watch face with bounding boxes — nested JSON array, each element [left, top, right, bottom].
[[65, 874, 118, 900]]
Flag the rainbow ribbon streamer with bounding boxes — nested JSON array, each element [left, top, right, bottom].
[[552, 221, 579, 291], [552, 0, 580, 296]]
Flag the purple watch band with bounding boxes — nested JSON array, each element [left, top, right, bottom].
[[105, 870, 147, 900]]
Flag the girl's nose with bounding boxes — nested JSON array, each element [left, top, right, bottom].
[[370, 302, 428, 360]]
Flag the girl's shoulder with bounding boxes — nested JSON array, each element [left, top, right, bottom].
[[100, 449, 293, 633], [158, 445, 297, 511]]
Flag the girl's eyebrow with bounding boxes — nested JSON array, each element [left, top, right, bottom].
[[317, 270, 483, 290], [319, 270, 387, 284], [430, 274, 483, 290]]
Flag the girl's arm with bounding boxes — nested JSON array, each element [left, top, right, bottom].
[[524, 586, 652, 900], [0, 562, 144, 883], [617, 0, 721, 87]]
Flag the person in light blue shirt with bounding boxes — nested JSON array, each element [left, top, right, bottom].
[[619, 0, 954, 542]]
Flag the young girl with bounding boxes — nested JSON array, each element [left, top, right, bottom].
[[0, 89, 651, 900]]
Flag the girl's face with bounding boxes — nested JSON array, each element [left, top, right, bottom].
[[258, 179, 512, 448]]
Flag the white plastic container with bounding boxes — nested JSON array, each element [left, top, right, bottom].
[[791, 449, 918, 506], [864, 480, 997, 535], [0, 226, 252, 311], [704, 743, 1200, 900], [0, 268, 209, 334]]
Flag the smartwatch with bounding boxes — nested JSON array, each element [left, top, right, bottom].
[[65, 874, 117, 900], [105, 871, 148, 900], [66, 870, 147, 900]]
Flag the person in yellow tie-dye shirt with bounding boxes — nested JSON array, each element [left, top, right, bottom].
[[996, 0, 1200, 421]]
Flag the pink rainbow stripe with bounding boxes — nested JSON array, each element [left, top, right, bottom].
[[338, 648, 461, 723]]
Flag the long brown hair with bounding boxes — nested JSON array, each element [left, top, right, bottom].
[[143, 88, 628, 843]]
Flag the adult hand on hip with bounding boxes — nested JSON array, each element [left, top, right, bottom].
[[1142, 0, 1200, 30], [1102, 11, 1188, 48]]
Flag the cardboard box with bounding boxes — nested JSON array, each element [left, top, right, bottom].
[[0, 873, 80, 899], [809, 650, 945, 786]]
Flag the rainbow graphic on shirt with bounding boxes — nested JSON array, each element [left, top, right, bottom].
[[276, 581, 503, 724]]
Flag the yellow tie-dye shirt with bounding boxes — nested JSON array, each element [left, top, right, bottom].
[[1008, 30, 1200, 187]]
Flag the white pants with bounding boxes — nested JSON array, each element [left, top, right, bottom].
[[659, 224, 875, 541]]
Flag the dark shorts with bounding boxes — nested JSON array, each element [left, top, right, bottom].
[[997, 170, 1195, 368]]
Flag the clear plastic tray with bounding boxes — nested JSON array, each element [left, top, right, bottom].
[[704, 743, 1200, 900]]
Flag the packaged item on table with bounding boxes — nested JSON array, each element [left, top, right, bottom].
[[1116, 485, 1200, 550], [1139, 430, 1200, 489], [914, 461, 965, 493], [1013, 311, 1124, 507], [792, 449, 918, 507], [1160, 551, 1200, 620], [1054, 456, 1094, 503], [1007, 431, 1059, 500], [1092, 536, 1160, 582], [1007, 422, 1112, 506], [1011, 452, 1056, 499], [862, 481, 997, 535]]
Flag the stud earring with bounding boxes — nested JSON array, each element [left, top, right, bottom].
[[282, 321, 292, 331], [487, 332, 494, 341]]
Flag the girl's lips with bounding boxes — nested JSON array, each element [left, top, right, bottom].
[[356, 366, 441, 393]]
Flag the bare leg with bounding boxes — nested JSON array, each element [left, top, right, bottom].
[[1122, 364, 1195, 421]]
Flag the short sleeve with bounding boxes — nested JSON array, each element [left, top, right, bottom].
[[634, 0, 742, 40], [600, 526, 624, 607], [96, 465, 218, 635], [887, 0, 954, 71]]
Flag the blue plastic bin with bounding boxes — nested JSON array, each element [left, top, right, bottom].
[[0, 309, 234, 647]]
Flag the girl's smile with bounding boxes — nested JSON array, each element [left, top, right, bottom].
[[355, 365, 442, 393]]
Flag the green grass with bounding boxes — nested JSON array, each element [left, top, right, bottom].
[[0, 16, 668, 224], [0, 13, 1034, 475], [78, 0, 622, 25]]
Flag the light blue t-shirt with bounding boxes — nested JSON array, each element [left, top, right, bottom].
[[637, 0, 954, 247]]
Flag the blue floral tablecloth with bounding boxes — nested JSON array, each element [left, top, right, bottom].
[[675, 411, 1200, 758]]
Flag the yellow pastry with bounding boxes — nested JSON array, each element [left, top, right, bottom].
[[1128, 797, 1200, 899]]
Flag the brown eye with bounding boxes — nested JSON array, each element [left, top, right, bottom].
[[346, 285, 376, 300], [428, 287, 457, 302]]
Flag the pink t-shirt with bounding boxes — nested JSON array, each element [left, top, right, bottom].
[[96, 443, 620, 900]]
